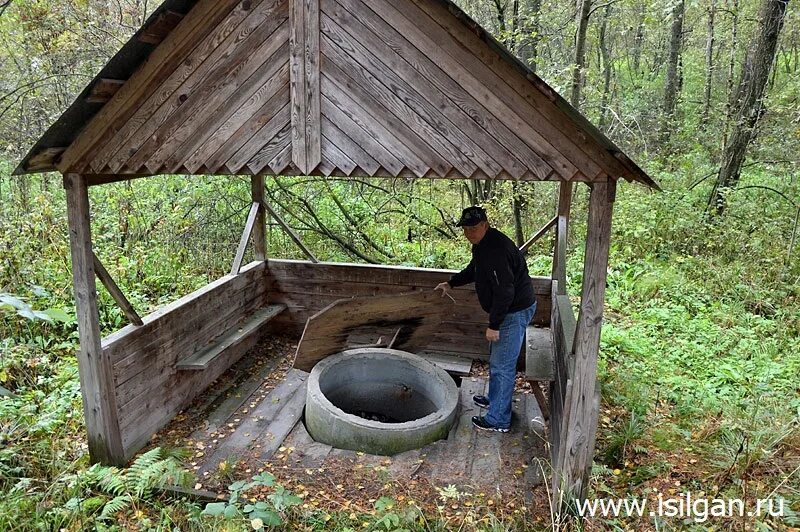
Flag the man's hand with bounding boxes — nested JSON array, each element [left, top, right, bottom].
[[486, 328, 500, 342], [434, 282, 451, 297]]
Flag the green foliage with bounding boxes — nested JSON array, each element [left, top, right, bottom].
[[200, 471, 301, 528]]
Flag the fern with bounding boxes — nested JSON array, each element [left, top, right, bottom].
[[99, 495, 132, 520], [97, 467, 126, 496], [79, 447, 193, 521]]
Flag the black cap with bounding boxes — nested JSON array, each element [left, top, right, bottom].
[[456, 206, 488, 227]]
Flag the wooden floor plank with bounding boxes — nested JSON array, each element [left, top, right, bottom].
[[414, 351, 473, 376], [256, 379, 308, 460], [421, 377, 484, 485], [280, 421, 333, 469], [198, 369, 308, 475]]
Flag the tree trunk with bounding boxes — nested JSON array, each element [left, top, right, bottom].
[[598, 3, 614, 131], [702, 0, 717, 123], [631, 2, 646, 78], [661, 0, 685, 139], [571, 0, 592, 108], [512, 182, 524, 246], [518, 0, 543, 71], [708, 0, 789, 216], [722, 0, 740, 148]]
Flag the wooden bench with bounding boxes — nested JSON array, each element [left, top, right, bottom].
[[525, 325, 555, 420], [177, 304, 287, 371]]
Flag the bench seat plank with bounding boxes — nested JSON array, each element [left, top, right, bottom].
[[177, 304, 286, 371]]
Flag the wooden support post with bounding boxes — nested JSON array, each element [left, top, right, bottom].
[[63, 173, 125, 465], [231, 202, 261, 275], [556, 180, 615, 504], [251, 175, 267, 261], [552, 182, 573, 295], [519, 215, 557, 255], [261, 199, 319, 263], [92, 251, 143, 326], [289, 0, 321, 173]]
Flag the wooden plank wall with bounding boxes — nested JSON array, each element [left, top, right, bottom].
[[103, 261, 269, 459], [264, 259, 552, 359]]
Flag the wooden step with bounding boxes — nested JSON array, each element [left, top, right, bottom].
[[177, 304, 286, 371], [525, 326, 554, 381]]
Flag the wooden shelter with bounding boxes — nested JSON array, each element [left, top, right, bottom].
[[17, 0, 657, 502]]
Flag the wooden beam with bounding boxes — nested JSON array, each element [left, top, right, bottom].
[[519, 215, 557, 255], [63, 173, 125, 465], [557, 180, 615, 503], [86, 79, 126, 104], [137, 10, 185, 45], [92, 251, 143, 326], [289, 0, 321, 173], [26, 147, 67, 172], [552, 182, 573, 295], [251, 176, 267, 261], [231, 202, 261, 275], [261, 199, 318, 263]]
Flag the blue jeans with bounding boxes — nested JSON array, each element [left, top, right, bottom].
[[485, 301, 537, 428]]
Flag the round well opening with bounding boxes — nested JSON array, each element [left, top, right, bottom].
[[304, 348, 459, 456]]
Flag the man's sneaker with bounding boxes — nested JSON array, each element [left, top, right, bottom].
[[471, 415, 510, 433], [473, 395, 490, 408]]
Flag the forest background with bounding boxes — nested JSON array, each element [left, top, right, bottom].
[[0, 0, 798, 529]]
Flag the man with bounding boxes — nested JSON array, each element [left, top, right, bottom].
[[435, 206, 536, 433]]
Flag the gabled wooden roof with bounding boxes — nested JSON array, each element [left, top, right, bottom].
[[15, 0, 658, 188]]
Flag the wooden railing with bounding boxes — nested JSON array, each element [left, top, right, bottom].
[[548, 279, 577, 495]]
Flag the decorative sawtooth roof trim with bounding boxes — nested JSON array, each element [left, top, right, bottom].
[[14, 0, 659, 190]]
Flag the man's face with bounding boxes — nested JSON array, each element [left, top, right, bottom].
[[462, 221, 488, 245]]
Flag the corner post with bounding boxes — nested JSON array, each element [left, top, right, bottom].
[[557, 179, 615, 504], [551, 181, 573, 294], [63, 173, 125, 465], [251, 175, 267, 261]]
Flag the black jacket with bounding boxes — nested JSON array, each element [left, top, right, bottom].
[[448, 227, 536, 329]]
